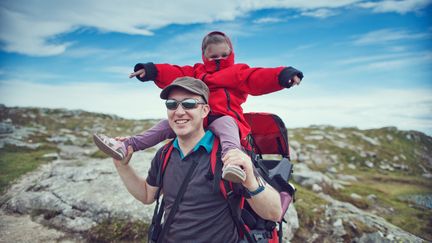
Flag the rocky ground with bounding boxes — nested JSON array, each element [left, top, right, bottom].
[[0, 105, 431, 242]]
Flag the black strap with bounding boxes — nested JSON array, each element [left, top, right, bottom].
[[156, 159, 199, 243], [224, 181, 257, 243], [213, 148, 223, 193], [278, 222, 283, 243]]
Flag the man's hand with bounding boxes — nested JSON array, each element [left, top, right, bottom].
[[222, 149, 256, 189], [129, 69, 146, 79], [113, 146, 134, 166]]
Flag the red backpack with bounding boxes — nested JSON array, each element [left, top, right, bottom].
[[149, 113, 295, 243]]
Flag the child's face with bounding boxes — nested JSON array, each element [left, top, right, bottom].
[[204, 42, 231, 61]]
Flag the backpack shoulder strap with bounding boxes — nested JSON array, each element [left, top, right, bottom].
[[149, 140, 174, 243], [155, 140, 175, 189], [156, 155, 200, 243], [223, 179, 256, 243]]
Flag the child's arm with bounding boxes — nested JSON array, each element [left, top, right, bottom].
[[129, 62, 195, 89], [129, 69, 145, 79], [237, 65, 303, 95]]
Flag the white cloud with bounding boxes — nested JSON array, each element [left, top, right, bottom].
[[0, 80, 166, 119], [337, 50, 432, 64], [0, 0, 374, 57], [334, 51, 432, 72], [0, 7, 73, 56], [357, 0, 432, 14], [301, 8, 338, 18], [253, 17, 285, 24], [353, 29, 431, 45], [244, 88, 432, 135], [1, 80, 431, 135]]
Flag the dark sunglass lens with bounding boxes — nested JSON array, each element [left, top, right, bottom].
[[165, 100, 178, 110], [182, 99, 197, 109]]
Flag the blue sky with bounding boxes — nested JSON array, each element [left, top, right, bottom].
[[0, 0, 431, 135]]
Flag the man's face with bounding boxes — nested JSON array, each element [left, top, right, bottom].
[[166, 88, 209, 139]]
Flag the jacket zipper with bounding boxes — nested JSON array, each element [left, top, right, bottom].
[[215, 60, 220, 71], [224, 88, 241, 120]]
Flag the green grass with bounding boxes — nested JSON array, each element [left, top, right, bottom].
[[292, 184, 328, 241], [328, 173, 432, 241], [90, 150, 109, 159], [86, 218, 149, 242], [0, 144, 57, 194]]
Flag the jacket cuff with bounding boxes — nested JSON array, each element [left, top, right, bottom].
[[134, 62, 158, 82], [278, 67, 304, 88]]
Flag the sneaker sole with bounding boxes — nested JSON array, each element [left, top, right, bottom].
[[93, 134, 124, 161], [222, 165, 246, 183]]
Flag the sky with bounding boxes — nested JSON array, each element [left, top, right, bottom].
[[0, 0, 431, 135]]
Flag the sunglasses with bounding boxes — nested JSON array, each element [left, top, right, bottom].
[[165, 98, 206, 110]]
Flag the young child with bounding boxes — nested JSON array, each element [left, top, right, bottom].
[[93, 31, 303, 183]]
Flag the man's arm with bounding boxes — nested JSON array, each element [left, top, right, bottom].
[[222, 149, 282, 221], [113, 146, 158, 205]]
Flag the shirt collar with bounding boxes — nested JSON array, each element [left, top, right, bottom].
[[173, 130, 215, 159]]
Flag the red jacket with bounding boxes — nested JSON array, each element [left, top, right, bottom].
[[135, 32, 303, 143]]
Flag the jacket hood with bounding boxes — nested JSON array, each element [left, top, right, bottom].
[[202, 31, 235, 73]]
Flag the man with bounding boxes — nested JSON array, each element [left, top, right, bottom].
[[113, 77, 282, 242]]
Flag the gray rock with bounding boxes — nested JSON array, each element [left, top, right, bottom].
[[0, 122, 14, 134], [337, 174, 357, 181], [379, 163, 394, 171], [354, 232, 391, 243], [292, 163, 343, 190], [392, 163, 408, 170], [353, 132, 381, 146], [348, 163, 356, 169], [329, 154, 338, 163], [305, 144, 317, 150], [57, 145, 95, 160], [1, 152, 156, 233], [350, 193, 362, 200], [312, 156, 324, 165], [332, 218, 346, 237], [312, 184, 322, 192], [365, 160, 374, 168], [282, 204, 299, 241], [288, 145, 298, 161], [367, 194, 377, 202], [321, 194, 423, 243], [328, 167, 338, 173], [304, 135, 324, 141], [42, 153, 59, 160], [0, 137, 41, 149], [297, 153, 309, 162], [289, 140, 301, 150]]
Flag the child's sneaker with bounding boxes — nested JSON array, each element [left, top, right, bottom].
[[222, 164, 246, 183], [93, 133, 127, 161]]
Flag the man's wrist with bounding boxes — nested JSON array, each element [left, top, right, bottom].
[[245, 176, 265, 198]]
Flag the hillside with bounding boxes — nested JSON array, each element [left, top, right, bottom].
[[0, 105, 431, 242]]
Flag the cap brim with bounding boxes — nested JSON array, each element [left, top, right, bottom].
[[160, 84, 207, 103]]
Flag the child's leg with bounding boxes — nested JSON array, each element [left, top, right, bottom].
[[93, 119, 175, 162], [207, 116, 242, 158], [208, 116, 245, 183], [125, 119, 175, 152]]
